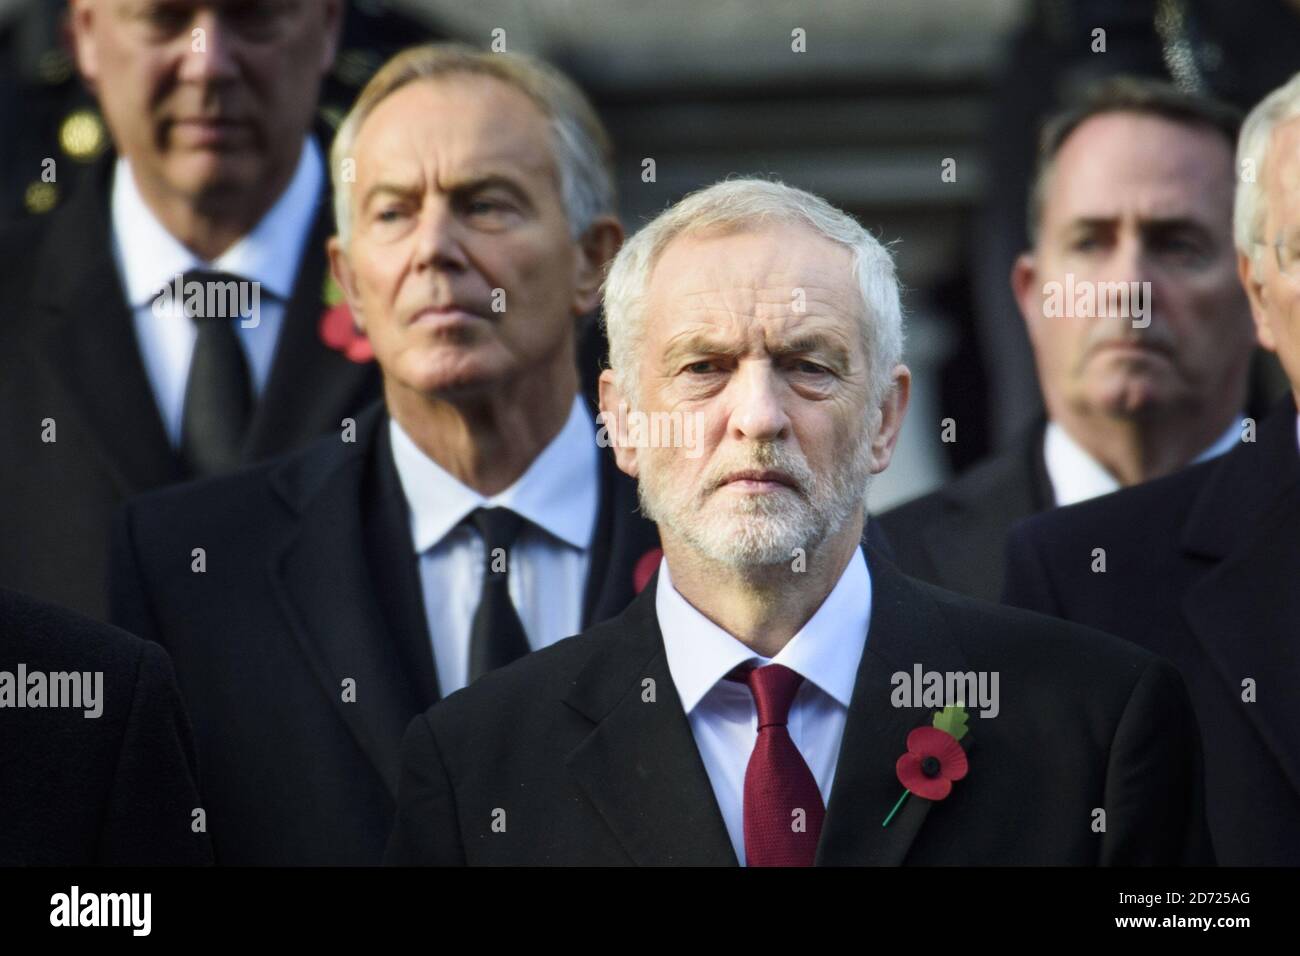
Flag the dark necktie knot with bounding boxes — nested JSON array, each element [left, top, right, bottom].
[[470, 507, 526, 564], [178, 269, 250, 322]]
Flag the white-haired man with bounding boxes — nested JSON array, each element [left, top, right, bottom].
[[107, 44, 660, 865], [386, 178, 1212, 866], [1005, 72, 1300, 866]]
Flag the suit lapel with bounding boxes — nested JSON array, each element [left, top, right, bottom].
[[243, 189, 378, 460], [29, 160, 178, 494], [562, 581, 736, 865], [579, 396, 660, 626], [1181, 398, 1300, 800], [364, 418, 441, 708], [920, 421, 1048, 596], [267, 404, 420, 797], [816, 551, 972, 865]]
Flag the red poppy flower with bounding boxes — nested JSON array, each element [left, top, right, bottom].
[[895, 726, 968, 801], [319, 302, 374, 363]]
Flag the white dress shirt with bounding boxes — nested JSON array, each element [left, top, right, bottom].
[[390, 395, 599, 698], [1043, 416, 1244, 507], [656, 547, 872, 865], [109, 137, 324, 446]]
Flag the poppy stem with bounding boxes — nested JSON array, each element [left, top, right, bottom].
[[882, 789, 910, 827]]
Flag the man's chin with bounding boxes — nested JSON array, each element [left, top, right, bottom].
[[161, 156, 264, 203], [396, 352, 507, 400], [1086, 376, 1171, 418], [683, 513, 815, 570]]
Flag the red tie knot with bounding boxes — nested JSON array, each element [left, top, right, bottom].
[[741, 663, 805, 729]]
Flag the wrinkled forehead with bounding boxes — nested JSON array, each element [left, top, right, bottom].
[[1264, 116, 1300, 230], [644, 223, 864, 345], [353, 76, 558, 186]]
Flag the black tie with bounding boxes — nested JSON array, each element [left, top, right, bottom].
[[178, 269, 253, 477], [467, 507, 532, 682]]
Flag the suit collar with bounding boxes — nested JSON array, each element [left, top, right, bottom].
[[561, 578, 738, 865], [388, 394, 597, 553], [263, 396, 654, 795], [238, 163, 378, 461], [1179, 395, 1300, 800], [580, 395, 661, 626], [561, 547, 968, 865], [267, 402, 419, 797], [25, 140, 376, 489], [28, 157, 177, 493], [655, 547, 870, 712], [1181, 396, 1300, 560], [815, 551, 972, 864], [915, 419, 1051, 594]]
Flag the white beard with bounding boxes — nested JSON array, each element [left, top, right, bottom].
[[636, 425, 875, 570]]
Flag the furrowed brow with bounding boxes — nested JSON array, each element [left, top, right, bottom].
[[661, 334, 746, 367], [361, 182, 419, 211], [770, 335, 851, 367]]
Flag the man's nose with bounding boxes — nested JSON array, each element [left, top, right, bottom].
[[177, 12, 240, 83], [1106, 232, 1149, 285], [728, 362, 792, 443], [1103, 232, 1160, 324], [415, 200, 470, 273]]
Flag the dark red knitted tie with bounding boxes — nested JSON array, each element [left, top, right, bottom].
[[731, 663, 826, 866]]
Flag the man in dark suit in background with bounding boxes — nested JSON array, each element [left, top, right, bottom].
[[879, 77, 1257, 601], [385, 179, 1211, 867], [1003, 72, 1300, 865], [0, 586, 211, 865], [110, 44, 659, 865], [0, 0, 379, 619]]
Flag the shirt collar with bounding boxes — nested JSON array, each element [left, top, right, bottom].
[[1044, 416, 1244, 507], [657, 545, 872, 714], [388, 394, 599, 555], [110, 136, 323, 307]]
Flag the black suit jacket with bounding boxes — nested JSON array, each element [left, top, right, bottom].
[[1003, 396, 1300, 865], [385, 549, 1212, 866], [876, 421, 1052, 602], [108, 400, 661, 865], [0, 587, 212, 865], [0, 148, 380, 619]]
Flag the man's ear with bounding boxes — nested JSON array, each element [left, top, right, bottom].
[[1010, 251, 1041, 336], [869, 364, 911, 475], [327, 236, 364, 331], [1238, 250, 1275, 351], [598, 368, 639, 478], [68, 0, 100, 92], [572, 216, 624, 316]]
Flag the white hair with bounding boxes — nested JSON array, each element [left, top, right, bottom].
[[330, 43, 614, 247], [602, 177, 905, 406], [1235, 71, 1300, 260]]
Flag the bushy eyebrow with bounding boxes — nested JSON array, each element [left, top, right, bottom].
[[1062, 215, 1214, 235], [660, 331, 852, 370], [360, 174, 533, 214], [361, 182, 420, 211]]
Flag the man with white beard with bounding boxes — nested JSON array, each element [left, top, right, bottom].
[[384, 179, 1212, 867]]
